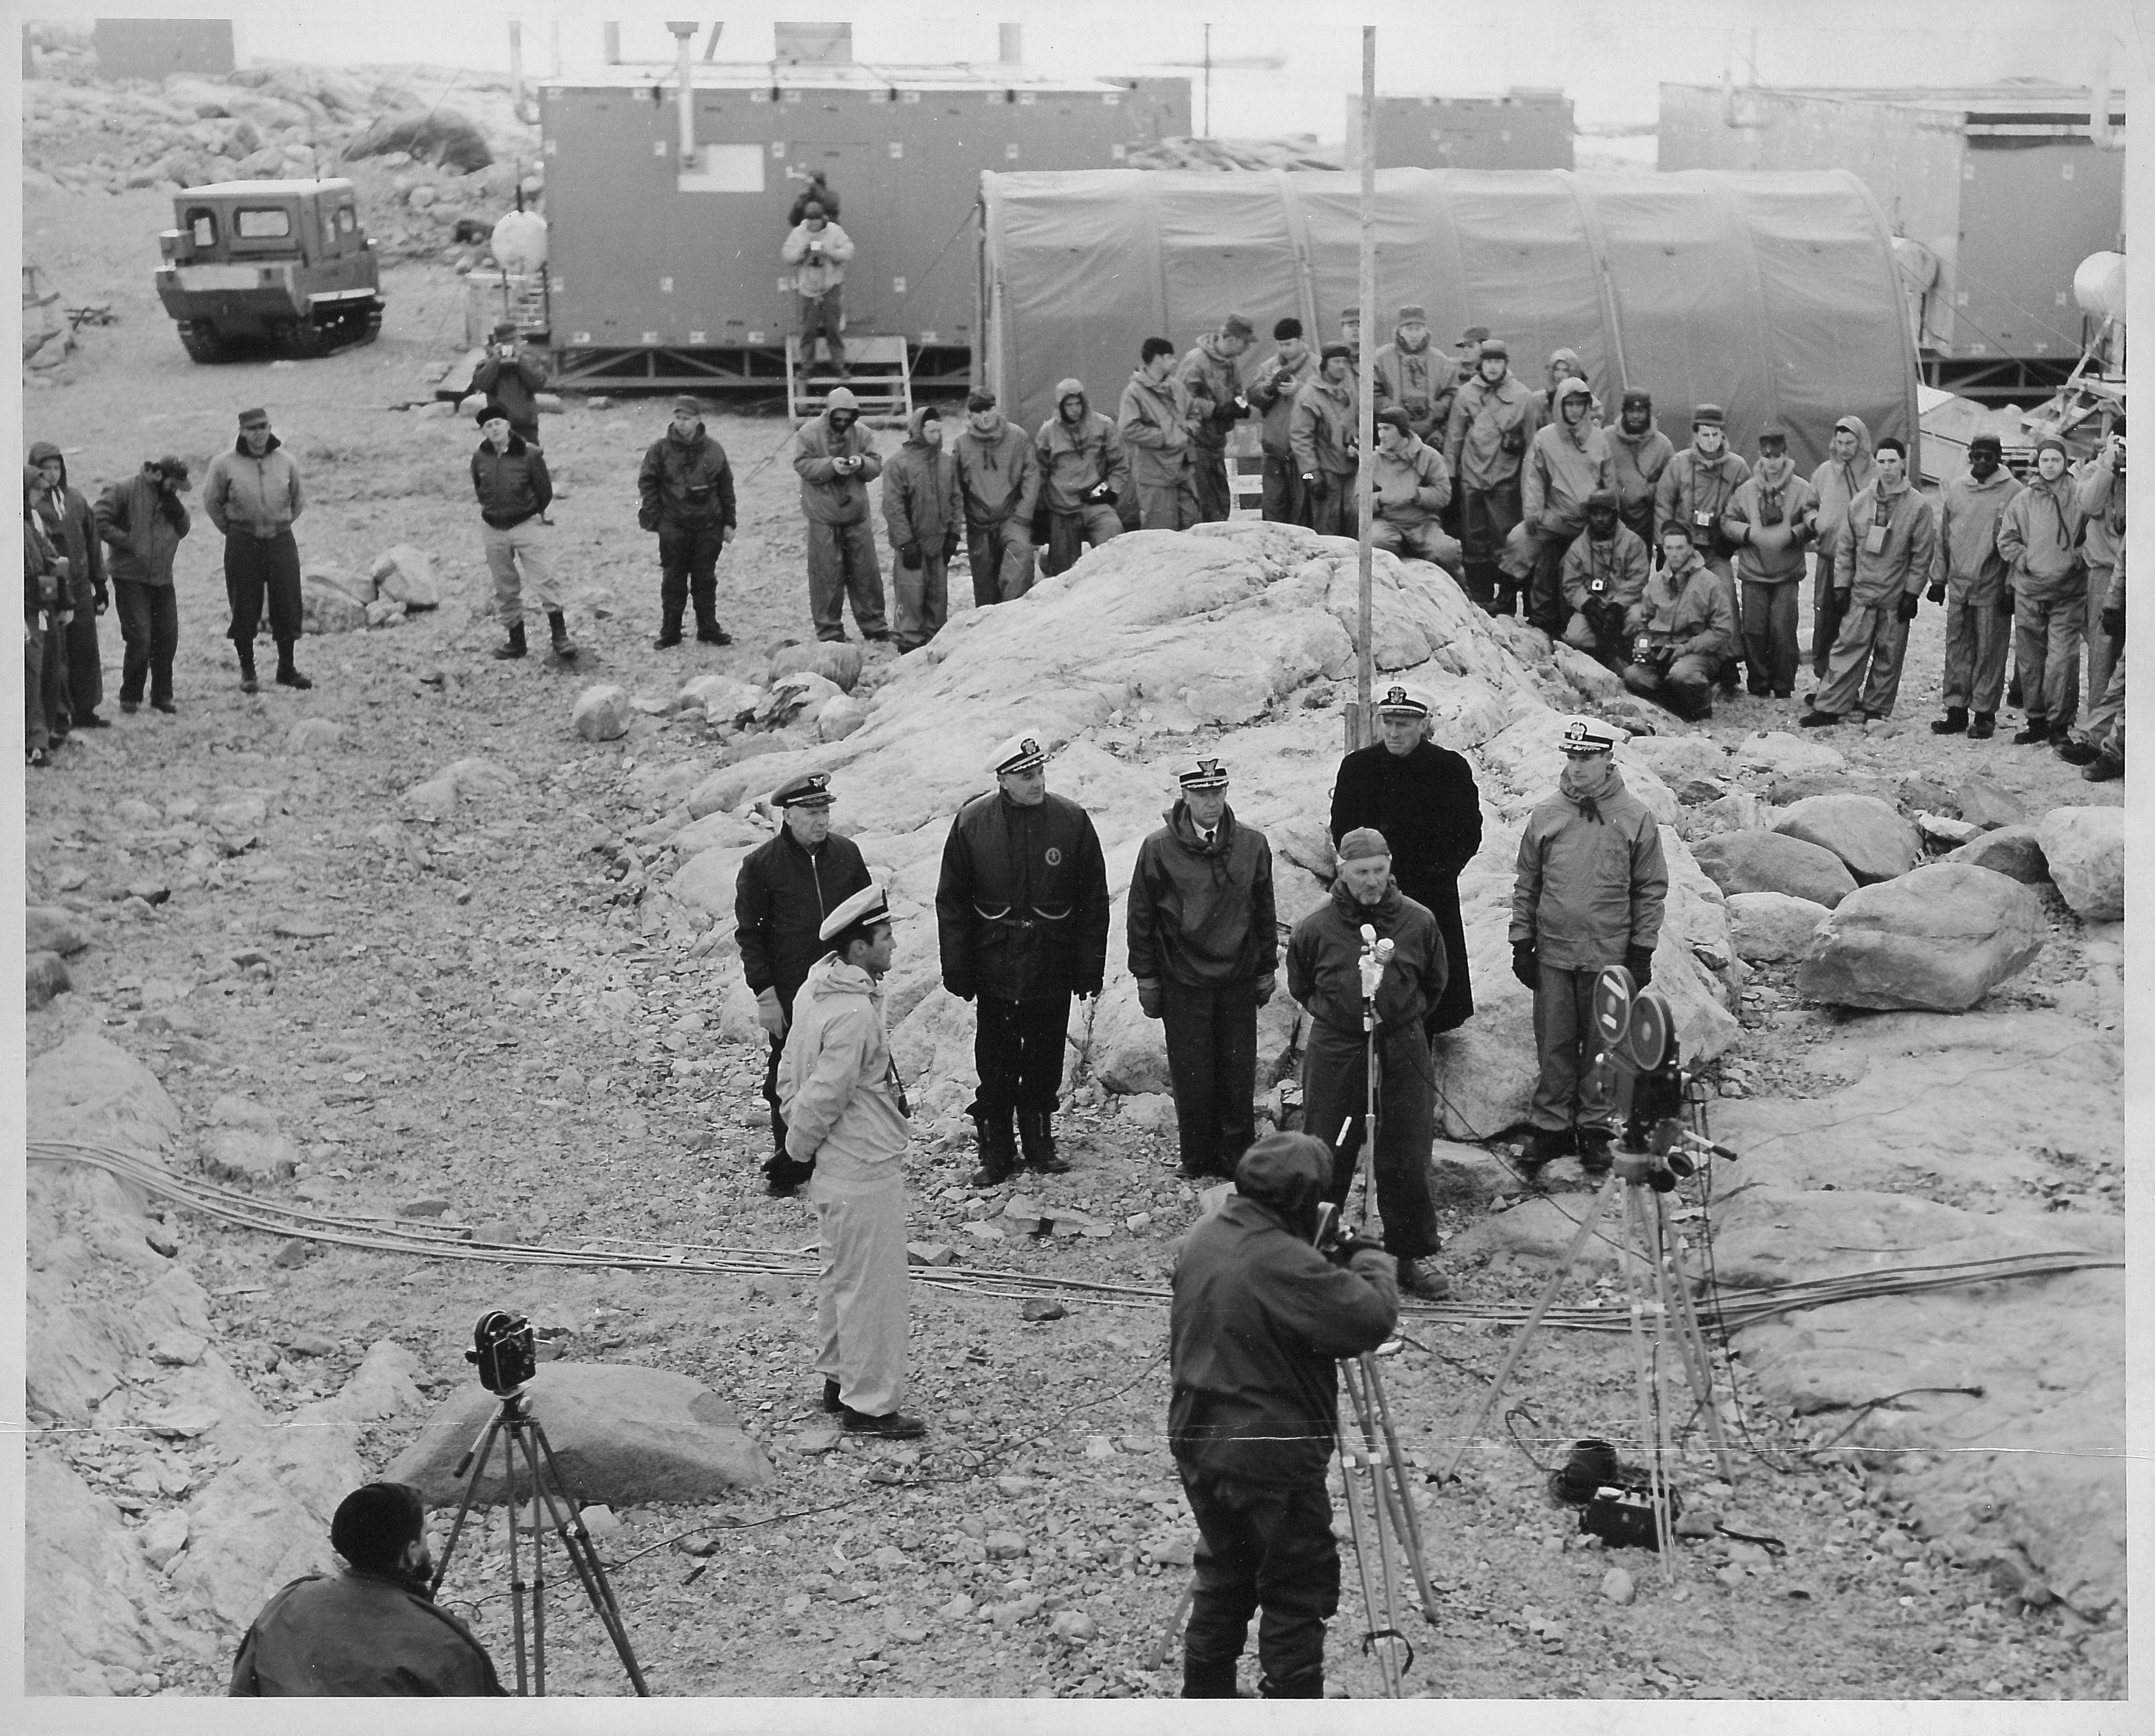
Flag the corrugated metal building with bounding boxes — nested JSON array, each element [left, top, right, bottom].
[[92, 18, 235, 81], [540, 44, 1186, 391], [1659, 82, 2126, 404], [1347, 89, 1574, 172]]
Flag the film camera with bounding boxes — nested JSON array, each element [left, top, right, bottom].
[[467, 1309, 539, 1395], [1589, 966, 1739, 1185]]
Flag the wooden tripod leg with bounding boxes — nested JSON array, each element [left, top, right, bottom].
[[1335, 1404, 1403, 1698], [1360, 1355, 1440, 1621], [1618, 1184, 1677, 1577], [1652, 1199, 1738, 1481]]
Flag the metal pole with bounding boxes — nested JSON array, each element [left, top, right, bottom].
[[1202, 24, 1212, 140], [668, 23, 697, 168], [1355, 25, 1377, 746], [508, 22, 525, 118]]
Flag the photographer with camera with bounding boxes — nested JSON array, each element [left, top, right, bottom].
[[470, 322, 545, 449], [1176, 312, 1256, 524], [229, 1482, 504, 1696], [1559, 490, 1650, 670], [1510, 716, 1668, 1175], [1169, 1130, 1400, 1699], [781, 200, 856, 378], [1653, 405, 1750, 693], [1286, 827, 1450, 1300], [778, 882, 925, 1439], [1245, 318, 1318, 525], [1621, 519, 1739, 720]]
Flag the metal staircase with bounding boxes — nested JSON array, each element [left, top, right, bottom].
[[787, 333, 914, 425]]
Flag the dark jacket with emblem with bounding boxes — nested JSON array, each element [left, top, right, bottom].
[[228, 1567, 505, 1697], [734, 826, 874, 1010], [1126, 801, 1277, 990], [638, 421, 736, 532], [936, 789, 1110, 1002]]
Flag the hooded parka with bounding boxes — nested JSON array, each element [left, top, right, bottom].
[[953, 406, 1040, 529], [1127, 802, 1277, 989]]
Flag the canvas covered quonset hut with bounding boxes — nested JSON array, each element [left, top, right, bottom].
[[978, 167, 1918, 473]]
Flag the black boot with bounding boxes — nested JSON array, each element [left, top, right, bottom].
[[1968, 712, 1996, 740], [696, 618, 733, 646], [237, 645, 258, 694], [653, 612, 684, 649], [968, 1107, 1018, 1188], [1930, 706, 1968, 735], [1017, 1109, 1072, 1175], [274, 643, 311, 689], [1258, 1666, 1324, 1698], [2011, 715, 2050, 745], [493, 620, 528, 660], [548, 610, 577, 661], [1182, 1654, 1240, 1698], [2007, 674, 2024, 708]]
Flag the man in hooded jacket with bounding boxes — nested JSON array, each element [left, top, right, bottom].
[[1654, 405, 1751, 690], [1803, 437, 1938, 726], [1536, 347, 1597, 423], [1372, 305, 1456, 447], [28, 441, 107, 728], [1246, 318, 1318, 526], [1118, 338, 1201, 532], [1128, 757, 1277, 1181], [1560, 490, 1650, 670], [1994, 436, 2089, 745], [1367, 409, 1461, 573], [203, 406, 310, 692], [1605, 390, 1674, 555], [1925, 433, 2022, 739], [1169, 1131, 1400, 1700], [1033, 379, 1128, 579], [954, 390, 1042, 605], [1723, 427, 1818, 697], [1176, 314, 1256, 523], [1623, 521, 1740, 718], [1803, 415, 1876, 685], [1515, 377, 1611, 637], [792, 385, 889, 641], [882, 405, 963, 649], [1290, 345, 1360, 538], [1511, 716, 1668, 1172], [1444, 337, 1541, 614], [638, 395, 737, 649], [1287, 829, 1450, 1300]]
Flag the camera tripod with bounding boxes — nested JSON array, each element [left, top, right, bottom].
[[431, 1385, 649, 1696], [1435, 967, 1735, 1580]]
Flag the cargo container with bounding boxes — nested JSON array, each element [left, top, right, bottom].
[[1346, 88, 1574, 172], [1659, 82, 2126, 405]]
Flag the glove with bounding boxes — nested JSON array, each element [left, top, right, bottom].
[[1511, 942, 1538, 990], [639, 511, 660, 533], [1252, 971, 1276, 1008], [94, 591, 109, 617], [1998, 588, 2015, 618], [1325, 1225, 1385, 1267], [754, 989, 787, 1039], [1083, 481, 1117, 506], [1074, 979, 1103, 1003], [1833, 585, 1852, 608], [944, 976, 975, 1004], [1926, 582, 1946, 605], [900, 541, 922, 571], [1136, 980, 1164, 1020], [1625, 946, 1655, 989], [1301, 471, 1321, 490], [2100, 602, 2124, 640], [942, 533, 960, 562], [1896, 593, 1919, 623]]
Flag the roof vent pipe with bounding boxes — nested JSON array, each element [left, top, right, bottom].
[[2090, 39, 2120, 149], [999, 23, 1022, 65], [667, 21, 697, 169]]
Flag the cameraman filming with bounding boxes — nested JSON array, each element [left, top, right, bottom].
[[1170, 1132, 1400, 1700], [230, 1482, 504, 1696], [470, 322, 545, 450]]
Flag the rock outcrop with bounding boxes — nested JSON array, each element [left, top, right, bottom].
[[1795, 863, 2045, 1011], [1690, 829, 1857, 909], [1772, 793, 1921, 885], [2036, 806, 2125, 922]]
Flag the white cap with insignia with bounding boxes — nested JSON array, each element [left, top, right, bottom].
[[1559, 714, 1627, 756], [1374, 682, 1432, 718], [819, 880, 892, 944], [1176, 756, 1229, 789], [989, 731, 1049, 776]]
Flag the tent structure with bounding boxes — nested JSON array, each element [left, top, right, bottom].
[[978, 167, 1918, 474]]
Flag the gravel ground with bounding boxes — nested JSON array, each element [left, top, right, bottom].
[[23, 178, 2119, 1702]]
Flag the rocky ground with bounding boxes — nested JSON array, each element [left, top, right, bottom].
[[21, 168, 2124, 1702]]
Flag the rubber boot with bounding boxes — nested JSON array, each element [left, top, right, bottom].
[[693, 581, 733, 644], [1968, 712, 1996, 740], [237, 644, 258, 694], [492, 620, 527, 660], [1018, 1109, 1073, 1175], [548, 610, 577, 661], [274, 641, 312, 689], [1930, 705, 1968, 735], [2011, 714, 2050, 746], [969, 1107, 1018, 1188], [653, 608, 684, 650], [1258, 1666, 1324, 1698], [1182, 1654, 1240, 1698]]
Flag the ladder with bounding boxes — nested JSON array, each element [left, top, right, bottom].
[[787, 333, 914, 426]]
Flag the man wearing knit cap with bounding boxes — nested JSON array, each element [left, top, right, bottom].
[[1339, 306, 1361, 351], [470, 321, 545, 447], [1034, 379, 1128, 579], [1606, 389, 1673, 555], [1801, 436, 1938, 728], [471, 402, 572, 662], [1994, 434, 2090, 744], [203, 406, 311, 692], [1368, 408, 1461, 573], [1925, 432, 2021, 739], [736, 771, 873, 1196], [779, 880, 925, 1439], [1128, 756, 1278, 1180], [1286, 826, 1450, 1300], [883, 404, 963, 648], [1559, 489, 1651, 670], [1373, 304, 1456, 447], [953, 389, 1042, 606], [937, 731, 1110, 1185], [1723, 426, 1819, 696], [1118, 338, 1202, 531], [637, 395, 736, 649], [1246, 317, 1318, 525], [792, 384, 889, 642], [1176, 312, 1256, 523], [1510, 716, 1667, 1173], [1654, 404, 1751, 691], [1444, 336, 1541, 614], [230, 1482, 503, 1695], [1291, 344, 1361, 538]]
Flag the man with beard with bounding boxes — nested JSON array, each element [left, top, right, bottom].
[[1291, 344, 1361, 538], [1510, 716, 1668, 1176], [1033, 378, 1128, 579], [1128, 757, 1278, 1181], [1372, 304, 1456, 447], [1802, 415, 1876, 689], [1119, 338, 1202, 532], [1623, 521, 1740, 719], [1367, 408, 1461, 574], [937, 731, 1110, 1185], [1802, 437, 1938, 727], [637, 395, 736, 649], [1605, 389, 1674, 558], [27, 441, 107, 728], [1246, 318, 1318, 525], [1653, 405, 1751, 692], [1925, 433, 2021, 739], [1328, 683, 1481, 1040], [1559, 489, 1650, 670], [229, 1483, 503, 1696], [882, 406, 963, 649], [792, 384, 889, 642], [1515, 376, 1611, 638], [1994, 436, 2089, 746], [1287, 828, 1450, 1300], [1177, 312, 1256, 524], [1723, 427, 1818, 697], [1443, 336, 1541, 615], [953, 389, 1042, 606]]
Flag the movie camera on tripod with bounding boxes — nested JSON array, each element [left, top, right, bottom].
[[1587, 966, 1740, 1180]]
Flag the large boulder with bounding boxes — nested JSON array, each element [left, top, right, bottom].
[[2036, 806, 2124, 922], [28, 1030, 184, 1155], [1956, 773, 2031, 830], [1724, 890, 1830, 964], [572, 683, 634, 742], [1733, 730, 1845, 778], [27, 905, 93, 955], [1690, 829, 1856, 909], [369, 543, 443, 610], [771, 640, 865, 693], [25, 1451, 199, 1692], [300, 571, 368, 635], [386, 1361, 773, 1504], [1941, 824, 2048, 885], [1772, 793, 1920, 884], [1795, 862, 2045, 1011], [28, 949, 72, 1009]]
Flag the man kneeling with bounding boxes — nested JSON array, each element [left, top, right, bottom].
[[1622, 519, 1738, 719]]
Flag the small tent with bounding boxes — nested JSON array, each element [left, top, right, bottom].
[[979, 167, 1918, 474]]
